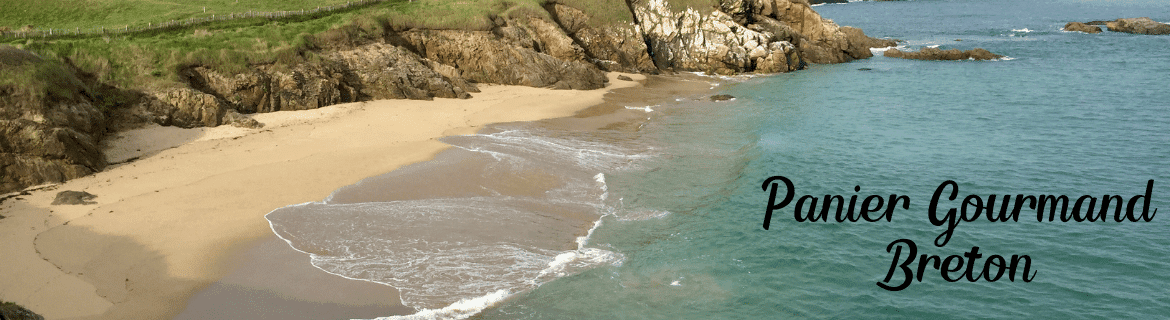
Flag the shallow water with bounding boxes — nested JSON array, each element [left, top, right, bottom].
[[268, 0, 1170, 318], [482, 0, 1170, 318]]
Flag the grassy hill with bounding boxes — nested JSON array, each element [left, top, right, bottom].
[[0, 0, 359, 30]]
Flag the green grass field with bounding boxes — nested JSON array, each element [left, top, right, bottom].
[[0, 0, 361, 30], [0, 0, 576, 31]]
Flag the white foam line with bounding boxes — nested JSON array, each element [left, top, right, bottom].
[[369, 290, 511, 320], [265, 208, 420, 311], [624, 105, 655, 113], [594, 173, 608, 202]]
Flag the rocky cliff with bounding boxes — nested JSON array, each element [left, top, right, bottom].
[[0, 0, 893, 193], [1, 46, 107, 193]]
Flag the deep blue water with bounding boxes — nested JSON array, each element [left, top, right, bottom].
[[479, 0, 1170, 318]]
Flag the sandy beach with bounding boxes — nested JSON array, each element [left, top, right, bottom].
[[0, 72, 645, 320]]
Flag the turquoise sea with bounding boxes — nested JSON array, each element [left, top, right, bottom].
[[267, 0, 1170, 318]]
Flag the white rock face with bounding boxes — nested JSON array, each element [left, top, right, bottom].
[[632, 0, 799, 74]]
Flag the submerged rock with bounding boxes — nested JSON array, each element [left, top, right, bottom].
[[883, 47, 1004, 61], [710, 94, 735, 101], [1064, 22, 1102, 34]]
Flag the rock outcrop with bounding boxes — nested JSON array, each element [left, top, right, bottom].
[[1, 46, 107, 194], [545, 4, 659, 73], [1064, 22, 1102, 34], [743, 0, 897, 64], [399, 29, 607, 89], [883, 47, 1003, 61], [0, 302, 44, 320], [327, 43, 476, 100], [1103, 17, 1170, 35], [631, 0, 803, 74]]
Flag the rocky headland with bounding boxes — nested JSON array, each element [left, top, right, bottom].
[[0, 0, 895, 194]]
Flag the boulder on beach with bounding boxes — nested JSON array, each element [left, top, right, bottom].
[[51, 190, 97, 205], [1064, 22, 1102, 34], [883, 47, 1004, 61]]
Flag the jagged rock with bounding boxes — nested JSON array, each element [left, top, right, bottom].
[[0, 302, 45, 320], [744, 0, 896, 64], [883, 47, 1004, 61], [522, 17, 590, 63], [178, 62, 361, 116], [51, 190, 97, 205], [546, 4, 659, 74], [328, 43, 473, 100], [222, 110, 262, 129], [422, 59, 480, 96], [1064, 22, 1102, 34], [1104, 17, 1170, 35], [631, 0, 800, 74], [400, 29, 607, 89], [617, 75, 634, 81], [710, 94, 735, 101], [137, 87, 228, 128], [0, 45, 107, 194], [252, 64, 356, 112]]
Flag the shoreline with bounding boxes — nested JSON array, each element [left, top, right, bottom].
[[177, 72, 724, 319], [0, 72, 651, 320]]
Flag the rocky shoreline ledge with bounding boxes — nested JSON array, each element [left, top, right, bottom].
[[0, 0, 895, 194], [1064, 17, 1170, 35], [883, 47, 1003, 61]]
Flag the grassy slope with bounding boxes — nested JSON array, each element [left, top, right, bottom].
[[0, 0, 636, 96], [0, 0, 359, 30]]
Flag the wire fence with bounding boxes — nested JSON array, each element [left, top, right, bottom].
[[0, 0, 389, 39]]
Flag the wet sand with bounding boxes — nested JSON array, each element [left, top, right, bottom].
[[176, 74, 718, 319]]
